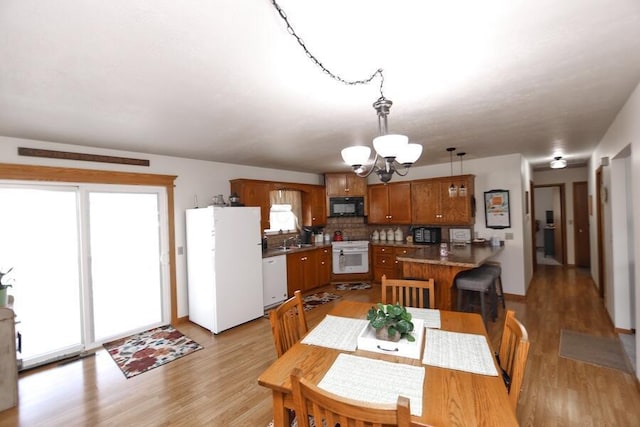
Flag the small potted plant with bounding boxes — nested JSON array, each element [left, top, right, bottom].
[[366, 302, 415, 342], [0, 267, 13, 306]]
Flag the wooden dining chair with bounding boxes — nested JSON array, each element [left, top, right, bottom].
[[497, 309, 530, 411], [269, 290, 308, 357], [290, 368, 412, 427], [381, 275, 436, 309]]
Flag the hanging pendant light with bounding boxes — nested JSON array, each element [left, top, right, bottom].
[[457, 152, 467, 197], [447, 147, 457, 197]]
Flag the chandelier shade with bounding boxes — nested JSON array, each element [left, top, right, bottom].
[[396, 143, 423, 165], [341, 146, 371, 167], [372, 134, 408, 158]]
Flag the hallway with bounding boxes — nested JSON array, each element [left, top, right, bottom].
[[507, 264, 640, 425]]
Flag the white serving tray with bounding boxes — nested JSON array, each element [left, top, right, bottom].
[[357, 319, 425, 360]]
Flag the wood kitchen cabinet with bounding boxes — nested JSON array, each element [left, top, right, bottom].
[[316, 247, 332, 287], [372, 245, 419, 282], [368, 182, 412, 224], [230, 179, 273, 231], [286, 250, 318, 296], [324, 173, 367, 197], [304, 186, 327, 227], [393, 246, 417, 278], [372, 245, 395, 283], [411, 175, 475, 225], [230, 179, 327, 231], [287, 247, 332, 296]]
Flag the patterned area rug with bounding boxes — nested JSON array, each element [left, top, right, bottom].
[[559, 329, 632, 373], [303, 292, 341, 311], [335, 282, 372, 291], [103, 325, 203, 379]]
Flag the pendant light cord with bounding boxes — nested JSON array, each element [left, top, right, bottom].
[[271, 0, 385, 99]]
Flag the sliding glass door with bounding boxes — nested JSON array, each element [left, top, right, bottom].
[[88, 191, 164, 342], [0, 186, 83, 366], [0, 183, 169, 369]]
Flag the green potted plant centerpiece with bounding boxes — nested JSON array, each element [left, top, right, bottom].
[[0, 267, 13, 306], [367, 302, 415, 343]]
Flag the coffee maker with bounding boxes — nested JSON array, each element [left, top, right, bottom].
[[300, 226, 314, 245]]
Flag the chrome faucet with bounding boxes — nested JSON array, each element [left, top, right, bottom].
[[283, 236, 297, 248]]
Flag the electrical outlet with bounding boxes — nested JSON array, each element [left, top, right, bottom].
[[505, 233, 514, 240], [177, 246, 184, 255]]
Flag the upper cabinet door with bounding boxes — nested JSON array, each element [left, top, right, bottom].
[[368, 182, 411, 224], [367, 184, 390, 224], [325, 173, 366, 197], [411, 179, 442, 224], [411, 176, 475, 225], [387, 182, 412, 224]]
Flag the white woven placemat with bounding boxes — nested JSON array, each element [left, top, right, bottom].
[[406, 307, 441, 329], [301, 315, 368, 351], [422, 329, 499, 376], [318, 353, 424, 416]]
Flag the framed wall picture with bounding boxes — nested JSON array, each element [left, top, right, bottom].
[[484, 189, 511, 229]]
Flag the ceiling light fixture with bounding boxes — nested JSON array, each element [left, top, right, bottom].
[[271, 0, 423, 183], [447, 147, 457, 197], [550, 156, 567, 169], [341, 97, 423, 183]]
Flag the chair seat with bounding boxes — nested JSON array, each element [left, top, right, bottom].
[[455, 270, 494, 291], [456, 269, 497, 325]]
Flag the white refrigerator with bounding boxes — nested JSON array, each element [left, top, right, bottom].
[[185, 206, 264, 334]]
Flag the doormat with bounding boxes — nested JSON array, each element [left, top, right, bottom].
[[103, 325, 203, 379], [559, 329, 632, 373], [335, 282, 372, 291], [303, 292, 341, 311]]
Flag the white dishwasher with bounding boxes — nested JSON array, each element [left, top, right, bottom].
[[262, 255, 288, 309]]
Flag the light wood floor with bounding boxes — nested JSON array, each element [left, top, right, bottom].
[[1, 265, 639, 426]]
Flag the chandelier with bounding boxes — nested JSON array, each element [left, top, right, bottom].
[[271, 0, 423, 183], [341, 97, 422, 183]]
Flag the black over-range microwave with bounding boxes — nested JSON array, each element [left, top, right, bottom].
[[329, 197, 365, 217], [412, 226, 442, 244]]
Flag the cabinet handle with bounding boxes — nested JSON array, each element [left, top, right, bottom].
[[381, 260, 386, 264]]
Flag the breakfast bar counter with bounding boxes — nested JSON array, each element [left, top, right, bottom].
[[397, 244, 504, 310]]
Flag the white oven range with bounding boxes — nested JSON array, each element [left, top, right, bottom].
[[332, 240, 369, 274]]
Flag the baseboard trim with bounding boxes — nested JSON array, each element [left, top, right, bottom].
[[503, 293, 526, 302]]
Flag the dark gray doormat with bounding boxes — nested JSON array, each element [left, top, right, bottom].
[[559, 329, 633, 373]]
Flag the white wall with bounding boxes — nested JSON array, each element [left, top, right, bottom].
[[533, 167, 588, 265], [0, 136, 323, 317], [380, 153, 529, 296], [589, 80, 640, 378], [610, 152, 633, 330]]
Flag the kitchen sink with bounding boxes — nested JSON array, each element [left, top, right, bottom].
[[275, 243, 314, 251]]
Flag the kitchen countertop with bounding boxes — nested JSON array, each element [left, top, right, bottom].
[[262, 243, 332, 258], [396, 244, 503, 268]]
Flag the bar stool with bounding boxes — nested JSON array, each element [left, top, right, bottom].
[[456, 268, 497, 325], [477, 262, 505, 309]]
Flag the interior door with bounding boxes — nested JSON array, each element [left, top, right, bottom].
[[573, 181, 591, 267]]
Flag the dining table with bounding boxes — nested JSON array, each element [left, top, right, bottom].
[[257, 300, 518, 427]]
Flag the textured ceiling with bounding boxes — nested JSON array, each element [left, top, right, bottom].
[[1, 0, 640, 173]]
